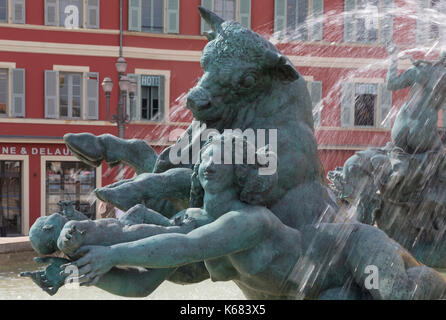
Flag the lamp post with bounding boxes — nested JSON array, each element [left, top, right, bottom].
[[102, 57, 137, 138]]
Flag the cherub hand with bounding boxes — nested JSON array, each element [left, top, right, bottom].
[[57, 224, 86, 256], [61, 245, 115, 287], [20, 256, 70, 296], [386, 44, 399, 56]]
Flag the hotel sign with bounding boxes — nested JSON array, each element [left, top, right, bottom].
[[141, 75, 160, 87]]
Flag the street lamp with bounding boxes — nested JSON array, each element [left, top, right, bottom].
[[102, 57, 136, 138]]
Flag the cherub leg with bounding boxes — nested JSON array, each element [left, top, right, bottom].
[[64, 133, 158, 174]]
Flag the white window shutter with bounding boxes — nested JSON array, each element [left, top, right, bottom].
[[166, 0, 179, 33], [12, 0, 26, 24], [12, 68, 25, 117], [310, 0, 323, 41], [310, 80, 322, 127], [439, 0, 446, 44], [127, 74, 140, 120], [45, 70, 59, 119], [274, 0, 286, 35], [380, 0, 394, 45], [379, 83, 392, 128], [416, 0, 430, 45], [129, 0, 141, 31], [45, 0, 58, 26], [344, 0, 355, 42], [341, 82, 354, 127], [238, 0, 251, 29], [201, 0, 213, 35], [158, 75, 165, 121], [85, 72, 99, 120], [86, 0, 100, 29]]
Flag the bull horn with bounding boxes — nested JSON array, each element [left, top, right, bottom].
[[198, 6, 224, 33]]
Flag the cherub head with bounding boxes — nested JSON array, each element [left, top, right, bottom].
[[29, 213, 68, 255], [190, 133, 278, 208]]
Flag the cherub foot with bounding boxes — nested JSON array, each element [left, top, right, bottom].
[[64, 133, 106, 167], [20, 256, 70, 296]]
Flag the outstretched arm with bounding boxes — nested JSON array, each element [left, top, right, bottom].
[[65, 208, 273, 282], [386, 61, 417, 91], [94, 267, 177, 297]]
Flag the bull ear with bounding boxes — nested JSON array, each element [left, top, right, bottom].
[[276, 55, 300, 82], [264, 51, 299, 82], [198, 6, 224, 33]]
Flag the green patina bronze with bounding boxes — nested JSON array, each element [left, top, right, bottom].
[[22, 8, 446, 299], [328, 46, 446, 268]]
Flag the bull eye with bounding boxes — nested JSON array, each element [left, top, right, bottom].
[[241, 74, 256, 89]]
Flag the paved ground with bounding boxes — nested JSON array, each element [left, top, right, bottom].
[[0, 237, 32, 254]]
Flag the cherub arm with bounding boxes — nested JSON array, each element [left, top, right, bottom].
[[386, 61, 417, 91]]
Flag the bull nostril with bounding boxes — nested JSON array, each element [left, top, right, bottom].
[[186, 89, 212, 111]]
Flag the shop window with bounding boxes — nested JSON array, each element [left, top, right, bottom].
[[201, 0, 251, 33], [341, 82, 393, 128], [344, 0, 394, 44], [0, 161, 22, 237], [44, 0, 99, 29], [46, 161, 96, 219], [129, 0, 179, 34], [274, 0, 323, 41], [44, 70, 98, 120], [126, 74, 166, 122]]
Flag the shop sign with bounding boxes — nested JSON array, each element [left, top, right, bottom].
[[1, 146, 72, 156]]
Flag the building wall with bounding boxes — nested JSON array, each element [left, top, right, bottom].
[[0, 0, 440, 234]]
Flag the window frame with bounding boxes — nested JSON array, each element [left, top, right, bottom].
[[0, 0, 26, 24], [344, 0, 393, 44], [140, 0, 164, 33], [130, 69, 170, 124], [58, 71, 83, 120], [45, 0, 99, 29], [201, 0, 251, 34], [353, 83, 378, 127], [340, 79, 392, 129]]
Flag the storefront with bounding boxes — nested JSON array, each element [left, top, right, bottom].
[[0, 141, 102, 236]]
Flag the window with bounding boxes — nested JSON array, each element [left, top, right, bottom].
[[416, 0, 446, 44], [141, 0, 163, 33], [0, 67, 25, 118], [274, 0, 323, 41], [0, 0, 7, 22], [0, 69, 7, 116], [44, 0, 99, 29], [126, 74, 166, 122], [201, 0, 251, 33], [129, 0, 179, 34], [0, 161, 22, 236], [44, 70, 99, 120], [0, 0, 26, 24], [341, 81, 392, 128], [354, 84, 377, 126], [46, 161, 96, 219], [344, 0, 394, 44], [59, 72, 82, 119]]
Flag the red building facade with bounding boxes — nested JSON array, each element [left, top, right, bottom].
[[0, 0, 443, 236]]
